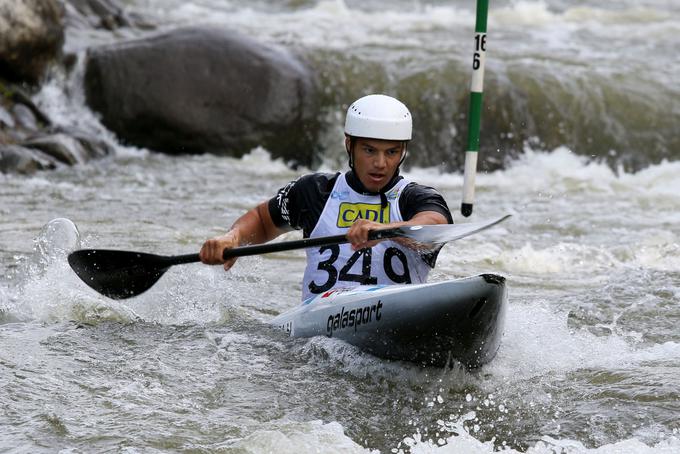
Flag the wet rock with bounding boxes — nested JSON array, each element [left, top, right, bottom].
[[11, 104, 38, 131], [22, 133, 86, 164], [22, 132, 112, 165], [0, 104, 14, 127], [64, 0, 130, 30], [59, 52, 79, 73], [68, 130, 115, 158], [0, 0, 65, 84], [84, 26, 320, 166], [0, 144, 58, 174], [8, 84, 52, 126], [0, 82, 51, 142]]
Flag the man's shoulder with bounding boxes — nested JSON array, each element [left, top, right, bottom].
[[272, 171, 341, 235], [399, 181, 453, 223], [297, 171, 341, 186], [401, 181, 444, 198], [291, 171, 341, 196], [276, 171, 339, 197]]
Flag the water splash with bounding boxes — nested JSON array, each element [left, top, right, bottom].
[[224, 419, 376, 453], [34, 218, 81, 265], [2, 218, 140, 324]]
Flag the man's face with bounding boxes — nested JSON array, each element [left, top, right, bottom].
[[347, 137, 405, 192]]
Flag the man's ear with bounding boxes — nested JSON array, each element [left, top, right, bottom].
[[399, 142, 408, 166], [345, 135, 354, 168]]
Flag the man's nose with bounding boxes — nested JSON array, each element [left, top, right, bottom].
[[374, 151, 387, 167]]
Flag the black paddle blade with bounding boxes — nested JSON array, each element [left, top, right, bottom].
[[68, 249, 172, 299]]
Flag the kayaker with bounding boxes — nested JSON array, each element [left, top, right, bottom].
[[200, 94, 453, 300]]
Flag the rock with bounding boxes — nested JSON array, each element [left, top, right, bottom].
[[0, 82, 52, 142], [64, 0, 129, 30], [0, 0, 65, 84], [8, 84, 52, 125], [0, 130, 113, 173], [84, 27, 320, 166], [21, 132, 112, 164], [68, 130, 115, 158], [62, 52, 78, 72], [0, 144, 58, 174], [22, 133, 85, 164], [0, 104, 14, 127], [11, 104, 38, 130]]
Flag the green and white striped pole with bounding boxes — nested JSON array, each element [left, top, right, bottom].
[[461, 0, 488, 217]]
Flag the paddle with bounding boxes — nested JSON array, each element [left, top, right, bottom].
[[68, 214, 510, 299]]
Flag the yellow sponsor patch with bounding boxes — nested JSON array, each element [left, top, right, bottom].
[[337, 202, 390, 227]]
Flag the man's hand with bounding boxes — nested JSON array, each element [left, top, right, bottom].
[[200, 230, 240, 271], [347, 211, 449, 252], [199, 201, 287, 272], [346, 219, 389, 251]]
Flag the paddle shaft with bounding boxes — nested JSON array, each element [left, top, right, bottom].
[[163, 229, 401, 266]]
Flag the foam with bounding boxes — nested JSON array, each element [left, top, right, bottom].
[[400, 428, 680, 454], [224, 419, 376, 453], [137, 0, 475, 51]]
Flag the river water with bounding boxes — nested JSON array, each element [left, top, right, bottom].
[[2, 0, 680, 452]]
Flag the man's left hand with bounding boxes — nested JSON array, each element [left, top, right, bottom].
[[346, 219, 390, 251]]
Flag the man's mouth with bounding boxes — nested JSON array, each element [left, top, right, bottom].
[[368, 173, 385, 183]]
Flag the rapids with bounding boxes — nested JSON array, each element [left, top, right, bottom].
[[2, 0, 679, 452]]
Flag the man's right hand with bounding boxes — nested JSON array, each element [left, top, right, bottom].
[[200, 230, 240, 271]]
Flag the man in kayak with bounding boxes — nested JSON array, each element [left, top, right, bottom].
[[200, 94, 453, 300]]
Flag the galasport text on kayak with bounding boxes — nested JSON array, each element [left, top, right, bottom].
[[326, 301, 384, 336]]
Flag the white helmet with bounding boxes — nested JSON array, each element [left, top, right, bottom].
[[344, 94, 412, 141]]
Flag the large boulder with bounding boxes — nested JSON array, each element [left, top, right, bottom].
[[0, 0, 64, 84], [84, 27, 320, 166]]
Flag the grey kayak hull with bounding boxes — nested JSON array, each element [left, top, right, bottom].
[[270, 274, 507, 368]]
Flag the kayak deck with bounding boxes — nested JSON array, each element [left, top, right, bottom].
[[271, 274, 507, 368]]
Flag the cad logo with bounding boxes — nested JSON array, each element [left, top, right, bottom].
[[336, 202, 390, 227]]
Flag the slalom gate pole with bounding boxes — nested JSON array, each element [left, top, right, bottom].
[[461, 0, 489, 217]]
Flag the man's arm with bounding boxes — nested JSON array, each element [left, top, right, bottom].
[[200, 201, 289, 271]]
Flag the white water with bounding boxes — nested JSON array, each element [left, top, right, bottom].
[[2, 146, 679, 452], [2, 0, 680, 452]]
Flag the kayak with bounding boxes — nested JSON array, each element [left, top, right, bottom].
[[270, 274, 507, 368]]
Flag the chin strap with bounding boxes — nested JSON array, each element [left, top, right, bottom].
[[345, 138, 354, 170], [379, 191, 388, 209], [380, 144, 407, 209], [398, 143, 408, 167]]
